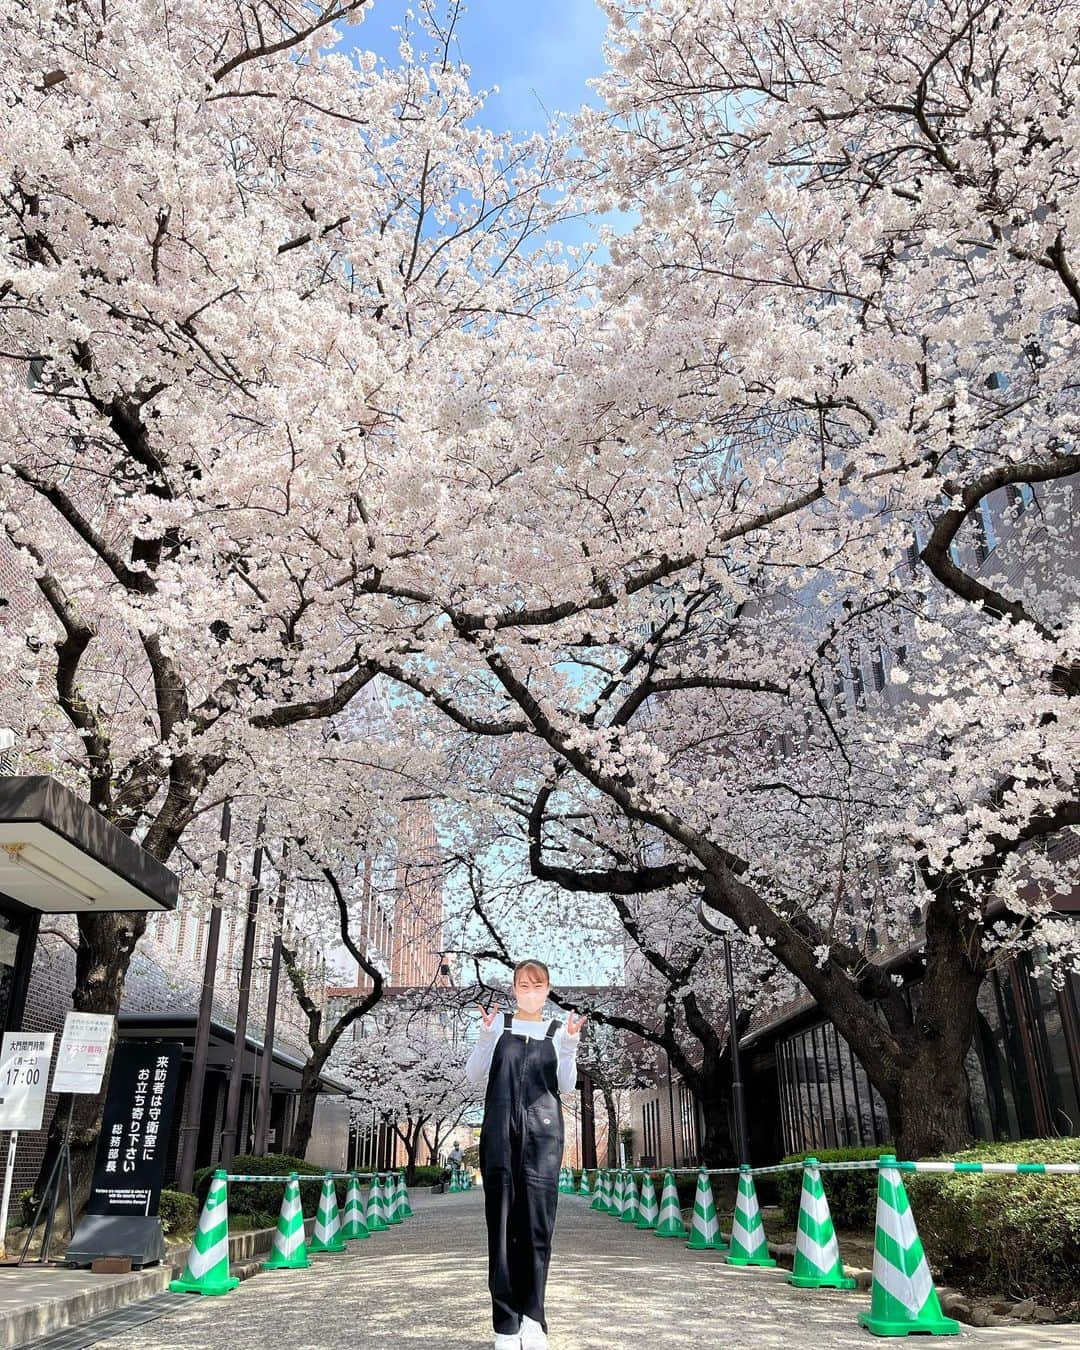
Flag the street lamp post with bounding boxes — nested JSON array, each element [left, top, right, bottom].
[[697, 901, 751, 1166], [722, 933, 751, 1166]]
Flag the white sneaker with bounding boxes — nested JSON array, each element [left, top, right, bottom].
[[520, 1317, 548, 1350], [493, 1334, 521, 1350]]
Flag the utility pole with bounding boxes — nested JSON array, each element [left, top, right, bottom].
[[176, 801, 231, 1193], [220, 813, 265, 1169], [253, 840, 288, 1155], [666, 1048, 679, 1166], [697, 901, 751, 1165]]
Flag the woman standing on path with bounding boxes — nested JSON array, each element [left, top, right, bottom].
[[465, 960, 587, 1350]]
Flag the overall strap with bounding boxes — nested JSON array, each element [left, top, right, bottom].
[[545, 1019, 559, 1039], [502, 1011, 513, 1030]]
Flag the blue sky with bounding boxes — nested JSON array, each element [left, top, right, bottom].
[[345, 0, 610, 136], [338, 3, 626, 988]]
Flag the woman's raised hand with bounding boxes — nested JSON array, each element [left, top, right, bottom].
[[477, 1003, 499, 1029], [566, 1011, 588, 1036]]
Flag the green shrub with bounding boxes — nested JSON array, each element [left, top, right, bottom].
[[777, 1146, 892, 1229], [409, 1165, 446, 1186], [159, 1189, 199, 1236], [193, 1153, 340, 1223], [228, 1211, 278, 1231], [907, 1138, 1080, 1317]]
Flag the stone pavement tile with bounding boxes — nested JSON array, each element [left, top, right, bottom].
[[87, 1189, 1080, 1350]]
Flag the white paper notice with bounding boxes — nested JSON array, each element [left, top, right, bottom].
[[52, 1012, 115, 1095], [0, 1032, 55, 1130]]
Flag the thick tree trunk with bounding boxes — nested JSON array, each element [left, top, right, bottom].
[[601, 1088, 619, 1166], [33, 911, 148, 1224], [841, 893, 986, 1158], [287, 1048, 330, 1159], [405, 1120, 425, 1183], [888, 1043, 976, 1159], [695, 1056, 737, 1169]]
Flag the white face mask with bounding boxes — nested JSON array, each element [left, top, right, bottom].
[[515, 985, 548, 1014]]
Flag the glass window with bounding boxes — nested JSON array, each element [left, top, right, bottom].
[[871, 647, 886, 694], [812, 1024, 839, 1148], [994, 965, 1040, 1137], [1025, 955, 1080, 1137], [796, 1030, 818, 1149], [832, 1025, 860, 1145], [979, 499, 997, 557], [0, 910, 28, 1034], [849, 647, 865, 708], [972, 969, 1023, 1139]]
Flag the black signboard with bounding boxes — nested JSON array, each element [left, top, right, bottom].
[[65, 1040, 182, 1267]]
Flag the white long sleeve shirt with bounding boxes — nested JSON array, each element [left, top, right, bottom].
[[465, 1016, 581, 1094]]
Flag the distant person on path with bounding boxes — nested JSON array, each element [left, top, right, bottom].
[[449, 1141, 465, 1169], [465, 959, 586, 1350]]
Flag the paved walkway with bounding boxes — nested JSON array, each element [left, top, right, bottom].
[[88, 1189, 1080, 1349]]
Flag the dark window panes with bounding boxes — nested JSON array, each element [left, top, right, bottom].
[[995, 966, 1039, 1137], [1026, 956, 1080, 1137], [976, 971, 1021, 1139]]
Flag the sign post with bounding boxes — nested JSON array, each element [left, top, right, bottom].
[[0, 1031, 55, 1260], [65, 1040, 182, 1268], [14, 1014, 116, 1263]]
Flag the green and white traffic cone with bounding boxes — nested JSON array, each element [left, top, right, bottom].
[[448, 1167, 459, 1193], [591, 1170, 609, 1212], [264, 1173, 311, 1269], [858, 1157, 960, 1338], [687, 1170, 726, 1250], [170, 1170, 239, 1295], [578, 1169, 591, 1197], [620, 1172, 640, 1224], [341, 1172, 370, 1241], [654, 1170, 689, 1239], [365, 1174, 389, 1233], [788, 1158, 854, 1290], [636, 1172, 659, 1230], [384, 1172, 404, 1224], [726, 1166, 776, 1267], [308, 1173, 346, 1253], [610, 1169, 626, 1218], [398, 1171, 414, 1218]]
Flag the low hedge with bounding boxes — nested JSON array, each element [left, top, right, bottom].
[[193, 1153, 341, 1222], [777, 1145, 892, 1229], [574, 1169, 701, 1213], [907, 1138, 1080, 1317], [410, 1165, 446, 1186], [159, 1189, 199, 1236]]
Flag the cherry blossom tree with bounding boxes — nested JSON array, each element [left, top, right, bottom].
[[1, 0, 570, 1182], [333, 997, 473, 1181], [454, 846, 764, 1165], [326, 0, 1079, 1156]]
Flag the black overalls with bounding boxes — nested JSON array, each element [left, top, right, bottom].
[[479, 1013, 564, 1336]]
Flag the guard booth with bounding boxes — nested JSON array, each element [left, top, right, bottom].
[[0, 759, 180, 1264], [0, 770, 179, 1035]]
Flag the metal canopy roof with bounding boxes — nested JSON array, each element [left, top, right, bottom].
[[0, 776, 178, 914]]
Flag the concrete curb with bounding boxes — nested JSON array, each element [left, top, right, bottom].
[[0, 1217, 317, 1349]]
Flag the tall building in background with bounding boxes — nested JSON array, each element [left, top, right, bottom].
[[334, 799, 449, 996], [390, 800, 446, 988]]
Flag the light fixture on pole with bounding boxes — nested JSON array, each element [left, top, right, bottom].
[[696, 900, 751, 1166]]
